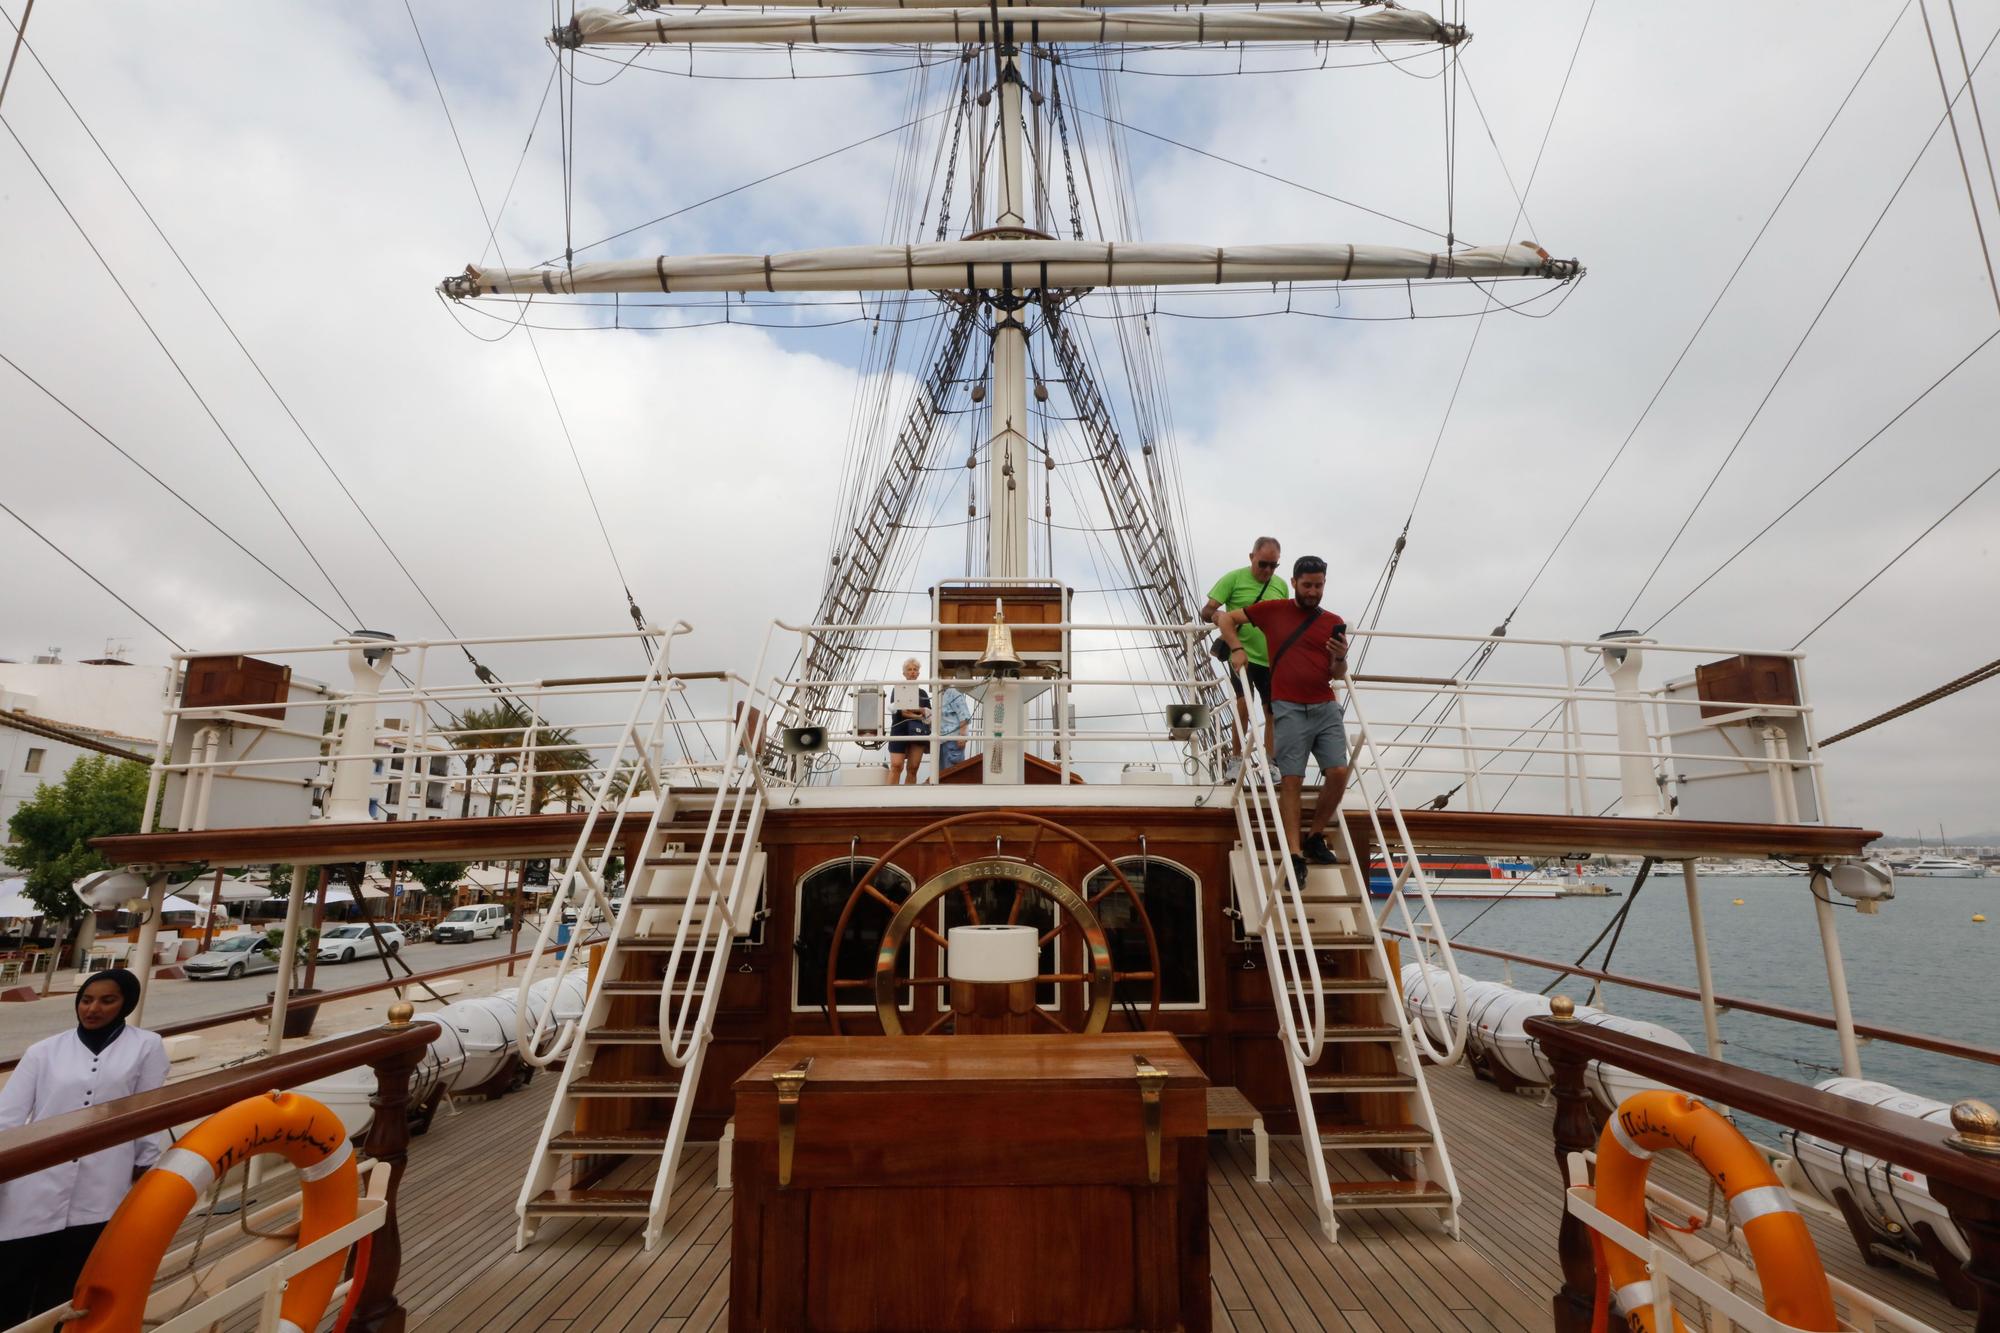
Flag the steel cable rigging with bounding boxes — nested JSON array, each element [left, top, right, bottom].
[[405, 0, 656, 662], [0, 499, 184, 651], [0, 117, 366, 630], [1354, 0, 1595, 661], [0, 16, 542, 690]]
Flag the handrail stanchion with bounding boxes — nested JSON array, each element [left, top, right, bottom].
[[1341, 672, 1470, 1064]]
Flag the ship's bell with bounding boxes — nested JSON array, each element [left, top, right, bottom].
[[976, 606, 1024, 677]]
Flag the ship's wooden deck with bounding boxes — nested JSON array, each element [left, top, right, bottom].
[[370, 1059, 1970, 1332]]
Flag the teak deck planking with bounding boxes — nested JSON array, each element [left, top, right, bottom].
[[183, 1051, 1959, 1333]]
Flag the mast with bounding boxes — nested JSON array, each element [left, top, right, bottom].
[[988, 42, 1031, 577], [443, 5, 1582, 770]]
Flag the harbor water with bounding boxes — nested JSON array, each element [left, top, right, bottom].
[[1425, 873, 1998, 1109]]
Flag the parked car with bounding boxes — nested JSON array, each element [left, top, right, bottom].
[[184, 934, 281, 981], [316, 923, 405, 963], [432, 903, 506, 943]]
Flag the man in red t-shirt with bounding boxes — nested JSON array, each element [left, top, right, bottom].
[[1214, 555, 1349, 883]]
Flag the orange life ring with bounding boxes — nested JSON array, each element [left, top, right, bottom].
[[1593, 1090, 1837, 1332], [69, 1090, 358, 1333]]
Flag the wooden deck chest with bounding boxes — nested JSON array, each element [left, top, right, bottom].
[[729, 1034, 1210, 1332]]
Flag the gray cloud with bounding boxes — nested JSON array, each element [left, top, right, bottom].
[[1, 1, 1994, 838]]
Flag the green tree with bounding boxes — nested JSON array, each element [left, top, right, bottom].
[[4, 754, 149, 922], [406, 859, 468, 909]]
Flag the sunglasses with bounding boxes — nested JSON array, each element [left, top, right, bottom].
[[1253, 559, 1279, 569]]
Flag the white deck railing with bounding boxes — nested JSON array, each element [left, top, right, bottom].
[[134, 621, 1827, 835]]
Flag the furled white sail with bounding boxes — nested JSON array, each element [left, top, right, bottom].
[[441, 241, 1577, 299], [560, 5, 1461, 48]]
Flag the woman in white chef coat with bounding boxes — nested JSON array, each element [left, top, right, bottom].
[[0, 968, 168, 1325]]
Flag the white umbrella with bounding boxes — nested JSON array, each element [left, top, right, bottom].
[[321, 883, 390, 902], [159, 895, 207, 914], [203, 876, 276, 903]]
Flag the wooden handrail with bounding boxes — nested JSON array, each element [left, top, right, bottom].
[[1526, 1016, 2000, 1331], [0, 1021, 430, 1181], [1383, 927, 2000, 1068], [0, 946, 545, 1073], [0, 1019, 430, 1333]]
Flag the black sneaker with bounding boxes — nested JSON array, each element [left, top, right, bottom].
[[1288, 852, 1310, 885], [1302, 833, 1343, 865]]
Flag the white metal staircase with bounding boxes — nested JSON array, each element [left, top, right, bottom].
[[511, 637, 768, 1250], [1228, 668, 1471, 1243]]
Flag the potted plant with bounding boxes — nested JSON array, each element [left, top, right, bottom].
[[265, 925, 322, 1038]]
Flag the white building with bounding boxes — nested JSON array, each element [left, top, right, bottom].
[[0, 656, 167, 840]]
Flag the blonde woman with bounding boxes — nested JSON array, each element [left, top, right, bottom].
[[885, 657, 932, 784]]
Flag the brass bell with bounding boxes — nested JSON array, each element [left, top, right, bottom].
[[977, 606, 1025, 677]]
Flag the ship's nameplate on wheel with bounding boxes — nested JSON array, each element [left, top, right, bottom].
[[729, 1033, 1209, 1333]]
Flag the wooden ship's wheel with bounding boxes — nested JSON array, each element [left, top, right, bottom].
[[825, 811, 1161, 1035]]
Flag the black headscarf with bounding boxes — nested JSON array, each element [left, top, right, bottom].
[[74, 967, 141, 1055]]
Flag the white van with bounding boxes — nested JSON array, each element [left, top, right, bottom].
[[434, 903, 507, 943]]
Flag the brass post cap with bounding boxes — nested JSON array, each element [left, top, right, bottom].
[[1549, 995, 1576, 1022], [1949, 1099, 2000, 1155], [386, 1001, 415, 1028]]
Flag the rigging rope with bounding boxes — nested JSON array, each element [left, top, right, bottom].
[[407, 0, 656, 663], [0, 499, 184, 651], [1358, 0, 1594, 640], [1790, 460, 2000, 650], [1611, 3, 1982, 632], [0, 0, 30, 112], [0, 21, 538, 689], [1819, 655, 2000, 747], [1916, 0, 2000, 318], [0, 118, 366, 628]]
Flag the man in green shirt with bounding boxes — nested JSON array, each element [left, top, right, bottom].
[[1202, 536, 1287, 767]]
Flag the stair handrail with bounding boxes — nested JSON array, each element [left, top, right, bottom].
[[658, 632, 779, 1067], [515, 622, 693, 1067], [1337, 670, 1472, 1064], [1228, 662, 1327, 1068]]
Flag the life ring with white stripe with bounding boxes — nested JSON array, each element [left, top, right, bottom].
[[68, 1090, 358, 1333], [1594, 1090, 1837, 1332]]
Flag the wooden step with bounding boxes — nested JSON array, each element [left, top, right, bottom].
[[638, 851, 749, 868], [1321, 977, 1389, 993], [585, 1027, 662, 1044], [1318, 1123, 1434, 1150], [1307, 1073, 1418, 1094], [599, 979, 699, 997], [1306, 933, 1372, 949], [524, 1188, 653, 1217], [618, 937, 725, 952], [1322, 1023, 1401, 1043], [568, 1076, 681, 1099], [624, 894, 698, 908], [1296, 894, 1364, 905], [548, 1130, 670, 1154], [1326, 1179, 1453, 1210]]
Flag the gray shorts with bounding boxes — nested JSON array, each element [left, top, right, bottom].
[[1272, 700, 1348, 779]]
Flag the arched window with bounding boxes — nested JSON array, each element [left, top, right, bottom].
[[1083, 857, 1204, 1008], [792, 859, 915, 1012]]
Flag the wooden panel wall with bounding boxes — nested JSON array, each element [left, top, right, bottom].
[[602, 804, 1378, 1141]]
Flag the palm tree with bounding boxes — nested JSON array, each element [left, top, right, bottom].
[[453, 700, 596, 816], [527, 734, 593, 814], [455, 701, 528, 817]]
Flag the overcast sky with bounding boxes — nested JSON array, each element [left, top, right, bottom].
[[1, 2, 1995, 839]]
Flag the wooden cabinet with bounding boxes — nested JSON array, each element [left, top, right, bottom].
[[730, 1034, 1210, 1332]]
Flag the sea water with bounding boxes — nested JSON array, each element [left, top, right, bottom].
[[1423, 873, 1998, 1107]]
